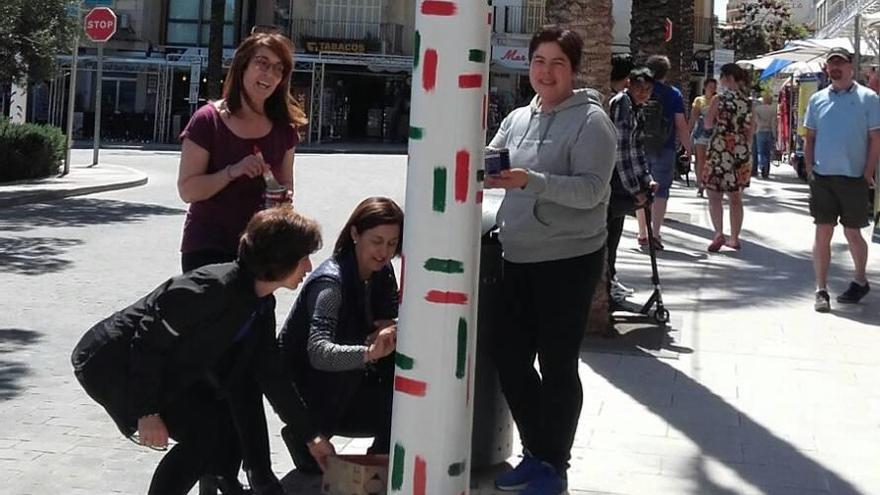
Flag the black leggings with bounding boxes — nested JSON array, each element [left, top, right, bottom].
[[491, 249, 605, 473], [75, 361, 241, 495], [149, 384, 241, 495]]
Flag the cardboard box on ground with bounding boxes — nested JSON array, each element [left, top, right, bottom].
[[322, 455, 389, 495]]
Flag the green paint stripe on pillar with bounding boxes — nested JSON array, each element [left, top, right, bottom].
[[414, 31, 421, 68], [448, 460, 467, 476], [433, 167, 447, 212], [424, 258, 464, 274], [456, 318, 467, 379], [409, 126, 424, 139], [468, 49, 486, 63], [395, 352, 414, 370], [391, 443, 405, 491], [476, 169, 485, 182]]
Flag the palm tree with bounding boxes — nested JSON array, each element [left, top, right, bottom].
[[545, 0, 614, 97], [206, 0, 226, 100], [544, 0, 614, 332], [630, 0, 693, 98]]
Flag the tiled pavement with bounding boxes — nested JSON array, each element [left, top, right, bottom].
[[0, 152, 877, 494]]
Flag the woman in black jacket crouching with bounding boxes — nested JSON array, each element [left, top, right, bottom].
[[279, 197, 403, 473], [71, 206, 334, 495]]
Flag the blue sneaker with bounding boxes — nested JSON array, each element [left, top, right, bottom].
[[521, 463, 567, 495], [495, 454, 544, 491]]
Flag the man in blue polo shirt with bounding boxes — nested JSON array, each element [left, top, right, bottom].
[[636, 55, 691, 251], [804, 47, 880, 312]]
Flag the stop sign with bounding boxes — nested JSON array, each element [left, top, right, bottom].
[[84, 7, 117, 43]]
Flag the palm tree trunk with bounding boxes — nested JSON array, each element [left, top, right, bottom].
[[545, 0, 614, 97], [545, 0, 613, 334], [630, 0, 693, 95], [206, 0, 225, 101]]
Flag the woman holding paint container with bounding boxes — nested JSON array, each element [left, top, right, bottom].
[[176, 30, 303, 273], [484, 27, 616, 495], [71, 207, 334, 495], [278, 197, 403, 473]]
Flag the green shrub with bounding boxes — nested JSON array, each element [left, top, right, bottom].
[[0, 118, 66, 183]]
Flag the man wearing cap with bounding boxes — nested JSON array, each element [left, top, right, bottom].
[[606, 67, 657, 303], [804, 47, 880, 312]]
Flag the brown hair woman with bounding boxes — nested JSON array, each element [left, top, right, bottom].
[[176, 31, 307, 273]]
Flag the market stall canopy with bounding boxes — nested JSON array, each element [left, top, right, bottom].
[[740, 37, 877, 80]]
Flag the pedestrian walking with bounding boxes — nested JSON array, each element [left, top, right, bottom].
[[177, 31, 305, 273], [484, 27, 616, 495], [278, 197, 402, 473], [690, 78, 717, 198], [636, 55, 692, 251], [607, 67, 657, 304], [703, 63, 753, 252], [804, 47, 880, 312], [753, 93, 778, 178], [71, 207, 335, 495]]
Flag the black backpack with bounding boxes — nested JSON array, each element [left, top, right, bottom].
[[641, 88, 671, 154]]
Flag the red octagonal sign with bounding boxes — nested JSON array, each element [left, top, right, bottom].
[[84, 7, 117, 43]]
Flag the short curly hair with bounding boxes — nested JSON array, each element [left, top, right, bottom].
[[238, 206, 322, 281]]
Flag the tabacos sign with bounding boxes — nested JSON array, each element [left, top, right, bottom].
[[492, 45, 529, 70], [303, 37, 380, 54]]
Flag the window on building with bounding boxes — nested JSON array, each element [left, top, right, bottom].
[[316, 0, 382, 39], [166, 0, 238, 47]]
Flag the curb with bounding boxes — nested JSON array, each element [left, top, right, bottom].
[[0, 168, 149, 208]]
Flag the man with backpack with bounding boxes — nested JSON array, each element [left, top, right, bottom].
[[637, 55, 692, 250]]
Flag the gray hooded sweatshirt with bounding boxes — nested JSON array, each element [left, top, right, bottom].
[[489, 89, 617, 263]]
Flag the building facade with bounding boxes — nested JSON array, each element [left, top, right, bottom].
[[30, 0, 718, 144], [35, 0, 417, 144]]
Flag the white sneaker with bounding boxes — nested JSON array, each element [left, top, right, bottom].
[[610, 277, 635, 302]]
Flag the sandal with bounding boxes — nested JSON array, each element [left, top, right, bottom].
[[726, 240, 742, 251], [637, 236, 649, 247], [707, 234, 726, 252]]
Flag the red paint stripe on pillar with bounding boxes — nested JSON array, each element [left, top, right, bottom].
[[421, 0, 456, 16], [481, 94, 487, 130], [458, 74, 482, 88], [395, 376, 427, 396], [414, 456, 427, 495], [476, 190, 483, 204], [423, 49, 438, 92], [455, 150, 469, 203], [487, 12, 492, 25], [425, 290, 469, 305]]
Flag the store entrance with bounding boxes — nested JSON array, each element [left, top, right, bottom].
[[321, 69, 410, 143]]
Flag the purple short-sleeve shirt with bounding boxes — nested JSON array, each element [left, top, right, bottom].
[[179, 103, 299, 255]]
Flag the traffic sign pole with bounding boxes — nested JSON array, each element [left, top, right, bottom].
[[83, 6, 117, 167], [64, 31, 79, 175], [92, 43, 103, 166]]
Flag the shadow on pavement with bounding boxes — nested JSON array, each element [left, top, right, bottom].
[[580, 348, 865, 494], [0, 197, 186, 232], [0, 236, 83, 275], [280, 469, 322, 494], [0, 328, 41, 401], [652, 220, 817, 310]]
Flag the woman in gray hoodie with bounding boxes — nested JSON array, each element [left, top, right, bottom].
[[485, 27, 617, 495]]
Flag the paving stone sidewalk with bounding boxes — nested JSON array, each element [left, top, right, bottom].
[[0, 153, 877, 494]]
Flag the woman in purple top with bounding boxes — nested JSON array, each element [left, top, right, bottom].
[[177, 31, 305, 273]]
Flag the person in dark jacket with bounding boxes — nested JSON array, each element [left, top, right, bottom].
[[279, 197, 403, 473], [607, 67, 657, 304], [71, 207, 335, 495]]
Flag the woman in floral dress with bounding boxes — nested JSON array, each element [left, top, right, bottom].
[[703, 63, 753, 252]]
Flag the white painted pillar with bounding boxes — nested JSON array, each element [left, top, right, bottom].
[[388, 1, 492, 494]]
